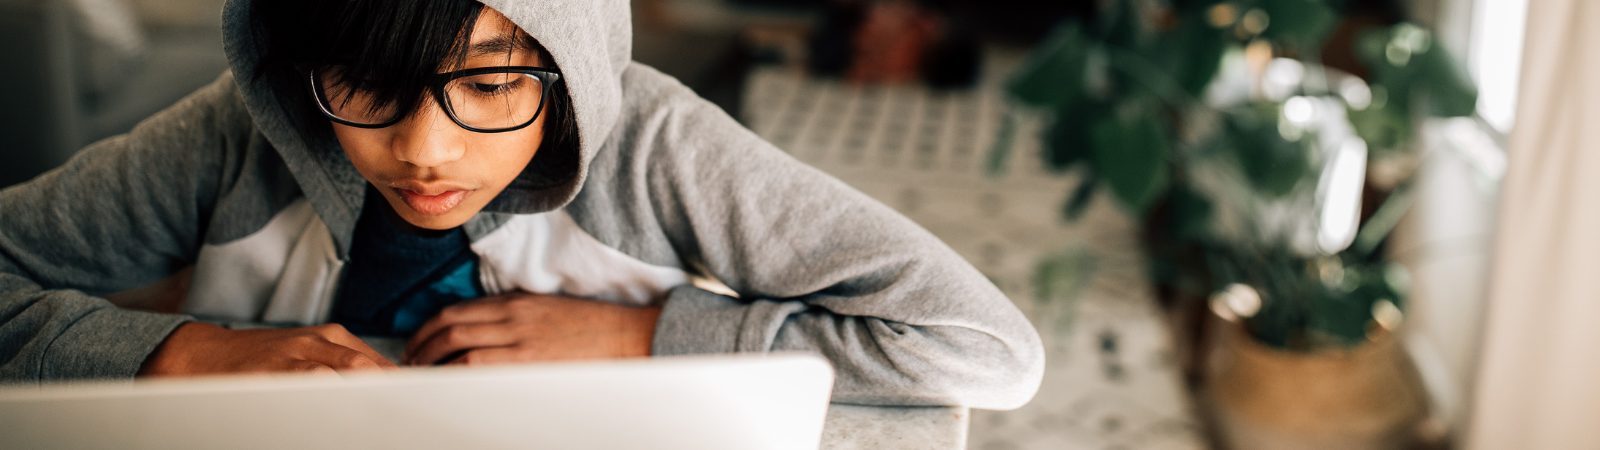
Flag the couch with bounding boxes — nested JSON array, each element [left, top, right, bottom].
[[0, 0, 228, 187]]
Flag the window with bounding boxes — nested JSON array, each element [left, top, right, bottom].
[[1465, 0, 1528, 133]]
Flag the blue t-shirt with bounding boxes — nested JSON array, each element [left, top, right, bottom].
[[331, 188, 486, 337]]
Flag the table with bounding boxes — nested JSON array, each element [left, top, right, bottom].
[[740, 56, 1207, 448]]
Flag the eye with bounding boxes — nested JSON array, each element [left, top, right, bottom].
[[472, 82, 507, 94], [468, 77, 526, 96]]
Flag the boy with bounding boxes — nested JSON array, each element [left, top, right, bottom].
[[0, 0, 1043, 409]]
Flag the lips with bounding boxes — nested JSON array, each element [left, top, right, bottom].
[[388, 180, 475, 216], [396, 189, 467, 215]]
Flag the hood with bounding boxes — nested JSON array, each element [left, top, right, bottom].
[[219, 0, 632, 253]]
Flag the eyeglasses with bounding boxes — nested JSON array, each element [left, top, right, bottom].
[[308, 66, 562, 133]]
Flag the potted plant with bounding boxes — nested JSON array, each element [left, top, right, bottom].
[[997, 1, 1475, 448]]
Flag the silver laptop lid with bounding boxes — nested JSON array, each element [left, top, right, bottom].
[[0, 353, 834, 450]]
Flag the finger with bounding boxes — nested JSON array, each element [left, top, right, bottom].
[[312, 324, 399, 369], [288, 360, 338, 376], [408, 323, 519, 366], [445, 347, 522, 366], [405, 301, 512, 358], [305, 345, 386, 373]]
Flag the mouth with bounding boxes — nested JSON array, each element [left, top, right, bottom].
[[388, 180, 476, 216]]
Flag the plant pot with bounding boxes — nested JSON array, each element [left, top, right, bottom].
[[1200, 313, 1427, 450]]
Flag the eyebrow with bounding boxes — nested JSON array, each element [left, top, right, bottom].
[[467, 32, 535, 58]]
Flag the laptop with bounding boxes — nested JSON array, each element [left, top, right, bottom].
[[0, 353, 834, 450]]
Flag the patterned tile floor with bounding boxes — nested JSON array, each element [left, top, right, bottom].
[[741, 58, 1207, 449]]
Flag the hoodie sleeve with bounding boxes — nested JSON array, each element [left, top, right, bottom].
[[0, 75, 241, 382], [640, 83, 1045, 410]]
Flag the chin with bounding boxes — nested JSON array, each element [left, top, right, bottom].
[[402, 214, 471, 231]]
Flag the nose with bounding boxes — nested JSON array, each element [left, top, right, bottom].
[[389, 98, 466, 168]]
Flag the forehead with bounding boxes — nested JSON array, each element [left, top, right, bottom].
[[469, 8, 525, 45], [464, 7, 539, 62]]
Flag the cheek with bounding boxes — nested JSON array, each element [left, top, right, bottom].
[[331, 127, 391, 177], [469, 125, 546, 187]]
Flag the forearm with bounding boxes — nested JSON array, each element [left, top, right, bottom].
[[0, 277, 190, 383], [635, 86, 1045, 409], [0, 75, 250, 383], [652, 285, 1045, 410]]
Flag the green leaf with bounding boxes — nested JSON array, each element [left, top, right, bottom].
[[1040, 101, 1105, 173], [1348, 98, 1412, 152], [1169, 0, 1233, 14], [1419, 42, 1479, 117], [1088, 113, 1171, 213], [1032, 248, 1097, 304], [1007, 24, 1092, 108], [1258, 0, 1338, 52], [988, 110, 1019, 176], [1098, 0, 1153, 49], [1169, 183, 1214, 240], [1354, 24, 1390, 64], [1062, 173, 1098, 221], [1223, 103, 1313, 197], [1354, 23, 1479, 127], [1306, 287, 1376, 347], [1162, 19, 1231, 97]]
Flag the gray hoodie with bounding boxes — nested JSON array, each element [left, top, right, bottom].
[[0, 0, 1044, 409]]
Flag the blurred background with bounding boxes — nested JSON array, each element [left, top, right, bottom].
[[6, 0, 1596, 448]]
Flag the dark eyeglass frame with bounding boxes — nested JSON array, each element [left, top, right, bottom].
[[308, 66, 563, 134]]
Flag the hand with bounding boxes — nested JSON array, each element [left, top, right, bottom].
[[404, 293, 663, 366], [139, 322, 398, 377]]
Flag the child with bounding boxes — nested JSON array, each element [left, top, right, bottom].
[[0, 0, 1043, 409]]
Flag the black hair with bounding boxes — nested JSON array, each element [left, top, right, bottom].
[[251, 0, 578, 189]]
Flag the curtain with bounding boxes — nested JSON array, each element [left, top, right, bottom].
[[1466, 0, 1600, 448]]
